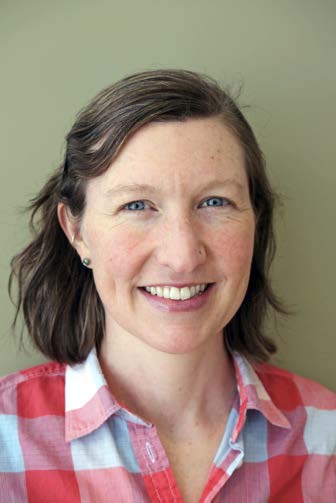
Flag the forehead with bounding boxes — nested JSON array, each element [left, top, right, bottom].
[[87, 118, 247, 196]]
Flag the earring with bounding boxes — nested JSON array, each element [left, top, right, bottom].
[[82, 258, 91, 267]]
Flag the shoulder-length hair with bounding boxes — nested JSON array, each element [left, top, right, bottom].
[[9, 69, 285, 364]]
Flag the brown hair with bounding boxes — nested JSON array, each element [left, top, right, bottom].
[[9, 69, 285, 364]]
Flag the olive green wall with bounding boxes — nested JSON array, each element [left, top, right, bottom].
[[1, 0, 335, 390]]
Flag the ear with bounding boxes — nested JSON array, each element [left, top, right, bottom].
[[57, 203, 91, 265]]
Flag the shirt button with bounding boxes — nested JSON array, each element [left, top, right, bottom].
[[146, 442, 155, 463], [236, 457, 243, 468]]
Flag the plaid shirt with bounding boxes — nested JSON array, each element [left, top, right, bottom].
[[0, 349, 335, 502]]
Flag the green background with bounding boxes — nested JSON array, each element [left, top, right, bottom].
[[1, 0, 335, 390]]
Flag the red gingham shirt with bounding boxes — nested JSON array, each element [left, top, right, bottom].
[[0, 349, 335, 502]]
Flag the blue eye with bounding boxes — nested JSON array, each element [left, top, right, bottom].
[[124, 200, 146, 211], [200, 197, 229, 208]]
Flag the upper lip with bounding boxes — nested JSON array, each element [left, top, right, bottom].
[[139, 282, 213, 288]]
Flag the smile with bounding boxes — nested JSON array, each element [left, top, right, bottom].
[[143, 284, 209, 301]]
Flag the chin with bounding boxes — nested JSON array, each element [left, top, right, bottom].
[[140, 329, 213, 355]]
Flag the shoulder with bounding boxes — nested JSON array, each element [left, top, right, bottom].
[[255, 361, 336, 411], [255, 361, 336, 453], [0, 361, 67, 475], [0, 361, 66, 417], [252, 362, 336, 497]]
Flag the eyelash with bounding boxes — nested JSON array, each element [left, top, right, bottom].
[[123, 200, 149, 211], [122, 197, 232, 212], [199, 197, 231, 208]]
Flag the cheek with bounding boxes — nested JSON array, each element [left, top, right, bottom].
[[87, 224, 145, 281], [214, 225, 255, 274]]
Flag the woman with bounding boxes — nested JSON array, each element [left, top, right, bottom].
[[1, 70, 335, 503]]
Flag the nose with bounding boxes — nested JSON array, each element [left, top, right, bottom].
[[155, 215, 206, 274]]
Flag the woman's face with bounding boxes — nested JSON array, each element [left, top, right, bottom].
[[76, 118, 255, 354]]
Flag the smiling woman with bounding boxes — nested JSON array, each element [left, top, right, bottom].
[[1, 70, 335, 503], [57, 118, 256, 358]]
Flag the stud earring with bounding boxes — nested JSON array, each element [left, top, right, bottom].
[[82, 258, 91, 267]]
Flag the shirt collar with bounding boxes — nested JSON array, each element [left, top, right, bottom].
[[231, 352, 291, 441], [65, 349, 290, 442], [65, 349, 149, 442]]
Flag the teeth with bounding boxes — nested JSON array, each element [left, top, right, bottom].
[[144, 284, 208, 300], [180, 287, 191, 300], [170, 287, 180, 300]]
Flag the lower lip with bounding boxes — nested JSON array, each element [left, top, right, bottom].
[[139, 284, 215, 313]]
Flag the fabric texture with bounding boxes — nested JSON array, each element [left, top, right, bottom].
[[0, 349, 335, 502]]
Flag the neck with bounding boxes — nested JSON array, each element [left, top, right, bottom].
[[99, 325, 236, 435]]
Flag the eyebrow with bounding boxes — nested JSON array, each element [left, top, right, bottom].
[[103, 184, 159, 198], [103, 179, 246, 199], [199, 179, 245, 193]]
